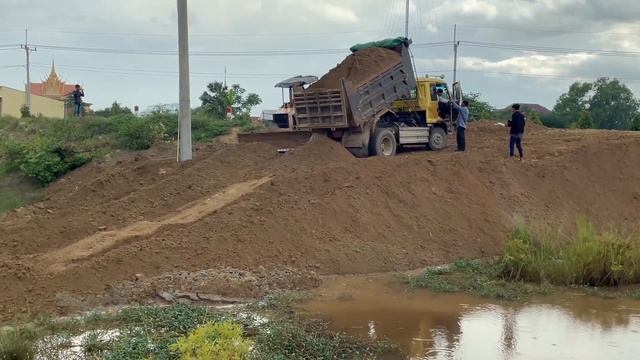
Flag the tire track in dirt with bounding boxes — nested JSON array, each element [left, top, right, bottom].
[[39, 176, 272, 273]]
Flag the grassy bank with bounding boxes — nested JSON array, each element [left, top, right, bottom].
[[0, 301, 396, 360], [408, 220, 640, 300], [0, 114, 256, 212]]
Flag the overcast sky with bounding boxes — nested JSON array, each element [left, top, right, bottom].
[[1, 0, 639, 114]]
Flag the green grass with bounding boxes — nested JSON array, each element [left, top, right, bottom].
[[408, 220, 640, 300], [0, 328, 38, 360], [501, 219, 640, 286], [4, 303, 398, 360], [0, 165, 42, 212], [0, 113, 253, 206], [407, 259, 552, 300]]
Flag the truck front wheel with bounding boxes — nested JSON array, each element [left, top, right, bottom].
[[370, 128, 397, 156], [428, 127, 448, 151]]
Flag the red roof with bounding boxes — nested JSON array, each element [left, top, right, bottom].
[[30, 83, 76, 99]]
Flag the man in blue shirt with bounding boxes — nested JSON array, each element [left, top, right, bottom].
[[451, 100, 469, 151], [508, 103, 526, 160], [72, 85, 84, 117]]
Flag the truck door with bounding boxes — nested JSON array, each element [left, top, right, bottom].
[[452, 82, 463, 104]]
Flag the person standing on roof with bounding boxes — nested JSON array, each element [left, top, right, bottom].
[[451, 100, 469, 151], [508, 103, 526, 160], [72, 84, 84, 117]]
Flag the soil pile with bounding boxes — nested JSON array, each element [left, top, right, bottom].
[[2, 123, 640, 320], [309, 47, 401, 90]]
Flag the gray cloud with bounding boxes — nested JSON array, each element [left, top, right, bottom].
[[0, 0, 639, 112]]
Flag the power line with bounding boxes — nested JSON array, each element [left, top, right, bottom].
[[0, 65, 24, 69], [457, 24, 640, 37], [23, 27, 403, 38], [461, 41, 640, 58], [28, 41, 449, 57], [418, 68, 640, 82]]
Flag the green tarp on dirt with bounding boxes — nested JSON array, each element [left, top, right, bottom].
[[349, 37, 410, 52]]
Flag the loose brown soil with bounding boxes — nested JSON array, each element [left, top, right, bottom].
[[2, 123, 640, 320], [308, 47, 401, 90]]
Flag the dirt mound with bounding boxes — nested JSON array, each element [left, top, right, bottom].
[[309, 47, 401, 90], [2, 124, 640, 320]]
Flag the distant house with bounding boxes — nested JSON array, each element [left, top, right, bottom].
[[0, 85, 64, 118], [30, 61, 92, 116]]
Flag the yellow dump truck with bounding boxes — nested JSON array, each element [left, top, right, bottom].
[[272, 38, 462, 157]]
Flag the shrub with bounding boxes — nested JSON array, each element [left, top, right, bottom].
[[116, 117, 165, 150], [170, 321, 252, 360], [0, 138, 91, 185]]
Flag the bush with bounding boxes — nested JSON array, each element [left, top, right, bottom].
[[170, 321, 252, 360], [1, 138, 91, 185], [500, 220, 640, 286], [116, 117, 165, 150]]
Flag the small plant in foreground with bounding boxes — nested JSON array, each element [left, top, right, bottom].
[[170, 321, 252, 360]]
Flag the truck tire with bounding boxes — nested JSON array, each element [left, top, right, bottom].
[[370, 128, 397, 156], [428, 127, 447, 151]]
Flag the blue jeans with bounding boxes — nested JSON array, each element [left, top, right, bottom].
[[74, 103, 82, 117], [509, 134, 523, 158]]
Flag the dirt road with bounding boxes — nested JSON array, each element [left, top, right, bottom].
[[2, 122, 640, 320]]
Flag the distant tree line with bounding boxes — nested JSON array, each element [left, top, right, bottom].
[[464, 77, 640, 131]]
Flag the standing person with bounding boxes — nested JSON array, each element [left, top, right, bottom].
[[72, 85, 84, 117], [508, 103, 525, 160], [451, 100, 469, 151]]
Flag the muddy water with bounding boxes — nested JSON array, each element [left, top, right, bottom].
[[300, 274, 640, 360]]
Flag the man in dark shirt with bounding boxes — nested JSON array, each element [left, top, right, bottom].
[[72, 85, 84, 117], [508, 103, 525, 160]]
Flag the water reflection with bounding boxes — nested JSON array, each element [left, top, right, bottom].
[[301, 274, 640, 360]]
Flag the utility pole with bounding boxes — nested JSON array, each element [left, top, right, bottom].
[[177, 0, 192, 162], [20, 29, 36, 109], [224, 65, 227, 87], [453, 24, 459, 86], [404, 0, 410, 38]]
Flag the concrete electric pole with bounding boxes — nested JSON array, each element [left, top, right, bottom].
[[453, 24, 459, 86], [20, 29, 36, 109], [177, 0, 192, 162], [404, 0, 410, 39]]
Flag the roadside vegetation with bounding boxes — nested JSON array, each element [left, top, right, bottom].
[[408, 219, 640, 300], [0, 300, 396, 360], [0, 81, 264, 213]]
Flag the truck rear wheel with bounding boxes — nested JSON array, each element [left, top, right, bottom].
[[428, 127, 447, 151], [370, 128, 397, 156]]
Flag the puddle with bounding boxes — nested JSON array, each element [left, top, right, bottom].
[[300, 274, 640, 360]]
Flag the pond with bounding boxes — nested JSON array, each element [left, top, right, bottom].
[[300, 274, 640, 360]]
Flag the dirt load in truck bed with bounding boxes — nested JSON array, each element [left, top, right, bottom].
[[308, 47, 401, 90], [2, 123, 640, 320]]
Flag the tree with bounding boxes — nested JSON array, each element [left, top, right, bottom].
[[199, 82, 262, 119], [574, 110, 593, 129], [527, 110, 542, 125], [630, 114, 640, 131], [464, 92, 494, 121], [588, 78, 639, 130], [552, 78, 640, 130], [553, 82, 592, 127], [94, 101, 133, 117]]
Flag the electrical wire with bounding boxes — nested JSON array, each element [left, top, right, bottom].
[[461, 41, 640, 58]]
